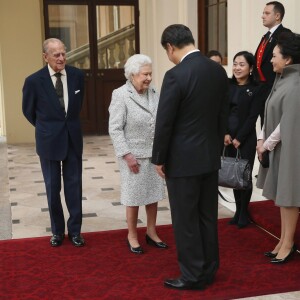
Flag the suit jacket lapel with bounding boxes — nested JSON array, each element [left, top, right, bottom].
[[148, 88, 158, 117], [127, 81, 152, 114], [262, 24, 283, 63], [66, 66, 75, 116]]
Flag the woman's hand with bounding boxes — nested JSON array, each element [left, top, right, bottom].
[[224, 134, 232, 146], [155, 165, 165, 179], [232, 138, 241, 149], [256, 140, 266, 161], [123, 153, 140, 174]]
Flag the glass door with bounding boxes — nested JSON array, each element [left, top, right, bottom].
[[44, 0, 139, 134], [95, 4, 138, 133]]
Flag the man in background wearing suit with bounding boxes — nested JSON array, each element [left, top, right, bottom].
[[255, 1, 291, 126], [152, 24, 229, 290], [22, 38, 85, 247]]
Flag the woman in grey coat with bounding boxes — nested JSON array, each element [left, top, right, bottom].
[[109, 54, 167, 254], [257, 32, 300, 264]]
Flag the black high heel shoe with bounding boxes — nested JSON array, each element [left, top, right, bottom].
[[264, 251, 278, 258], [270, 244, 297, 264], [145, 234, 168, 249], [127, 239, 144, 254]]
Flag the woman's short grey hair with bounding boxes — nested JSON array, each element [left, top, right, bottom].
[[124, 54, 152, 79]]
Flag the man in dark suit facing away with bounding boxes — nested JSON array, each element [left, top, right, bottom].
[[255, 1, 291, 126], [152, 24, 229, 290], [22, 38, 85, 247]]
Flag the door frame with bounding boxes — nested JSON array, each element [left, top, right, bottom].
[[43, 0, 140, 134]]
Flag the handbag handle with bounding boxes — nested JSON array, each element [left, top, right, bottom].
[[222, 146, 242, 161]]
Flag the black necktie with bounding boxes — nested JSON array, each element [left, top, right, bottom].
[[264, 31, 271, 42], [54, 73, 65, 113]]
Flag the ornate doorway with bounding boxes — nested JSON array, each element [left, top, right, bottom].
[[44, 0, 139, 134]]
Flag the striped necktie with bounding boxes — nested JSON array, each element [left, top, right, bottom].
[[54, 73, 65, 113]]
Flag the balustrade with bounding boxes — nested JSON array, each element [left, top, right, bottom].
[[67, 24, 135, 69]]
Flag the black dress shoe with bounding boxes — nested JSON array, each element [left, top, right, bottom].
[[264, 251, 278, 258], [164, 278, 206, 290], [237, 222, 249, 229], [68, 234, 85, 247], [145, 234, 168, 249], [50, 234, 65, 247], [270, 244, 297, 264], [127, 240, 143, 254], [228, 218, 238, 225]]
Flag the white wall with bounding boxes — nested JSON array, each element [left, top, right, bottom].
[[140, 0, 300, 81], [0, 0, 44, 143], [0, 47, 5, 136], [139, 0, 197, 90]]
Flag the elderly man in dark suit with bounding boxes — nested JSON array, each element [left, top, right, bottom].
[[22, 38, 85, 247], [255, 1, 291, 126], [152, 24, 229, 290]]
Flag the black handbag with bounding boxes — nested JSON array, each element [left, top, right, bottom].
[[259, 150, 269, 168], [218, 147, 252, 190]]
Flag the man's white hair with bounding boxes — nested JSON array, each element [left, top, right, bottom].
[[43, 38, 66, 53]]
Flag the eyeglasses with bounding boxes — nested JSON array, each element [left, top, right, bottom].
[[51, 52, 66, 58]]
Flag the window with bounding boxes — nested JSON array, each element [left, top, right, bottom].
[[198, 0, 228, 64]]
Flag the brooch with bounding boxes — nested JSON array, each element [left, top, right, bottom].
[[246, 89, 253, 96]]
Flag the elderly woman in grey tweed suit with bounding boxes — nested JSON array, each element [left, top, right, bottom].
[[109, 54, 167, 254]]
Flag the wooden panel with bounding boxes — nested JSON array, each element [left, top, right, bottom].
[[80, 72, 97, 134], [95, 69, 125, 134], [43, 0, 139, 135]]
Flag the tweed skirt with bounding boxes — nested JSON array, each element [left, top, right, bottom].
[[118, 157, 165, 206]]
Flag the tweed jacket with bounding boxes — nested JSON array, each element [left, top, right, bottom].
[[109, 80, 159, 158]]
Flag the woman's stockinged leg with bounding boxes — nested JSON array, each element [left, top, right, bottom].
[[126, 206, 140, 247], [238, 188, 252, 228], [145, 202, 162, 242], [229, 189, 241, 225], [276, 206, 299, 259], [271, 207, 285, 254]]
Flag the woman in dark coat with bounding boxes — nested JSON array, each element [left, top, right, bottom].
[[224, 51, 261, 228]]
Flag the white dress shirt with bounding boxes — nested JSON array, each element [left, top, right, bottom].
[[48, 65, 69, 113]]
